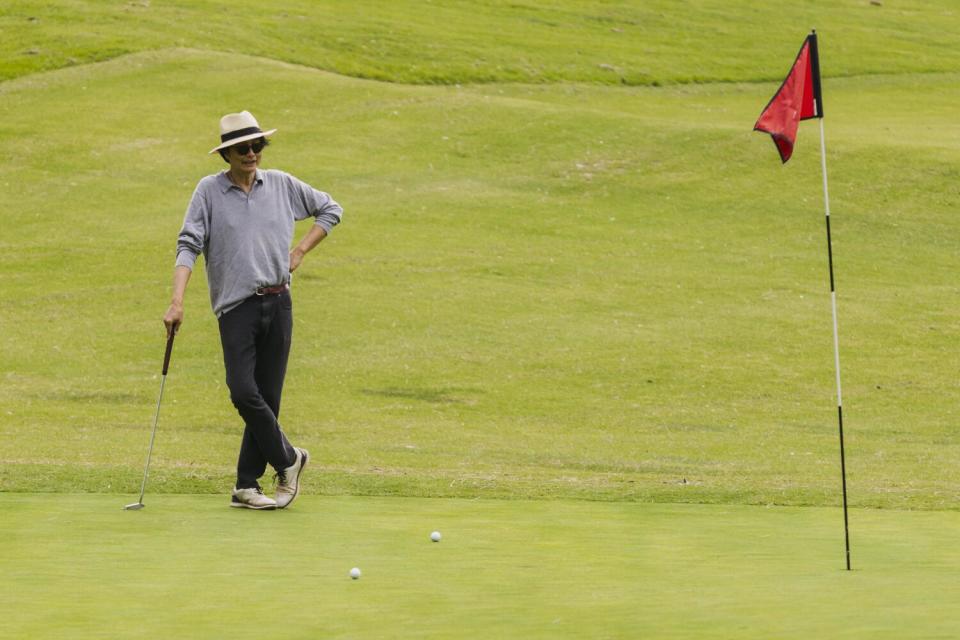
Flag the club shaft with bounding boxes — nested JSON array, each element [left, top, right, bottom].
[[137, 373, 167, 503]]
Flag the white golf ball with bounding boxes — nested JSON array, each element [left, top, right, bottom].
[[350, 567, 361, 580], [431, 531, 442, 542]]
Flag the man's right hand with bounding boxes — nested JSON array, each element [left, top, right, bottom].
[[163, 302, 183, 336], [165, 265, 192, 336]]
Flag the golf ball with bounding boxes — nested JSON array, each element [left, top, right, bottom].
[[350, 567, 361, 580], [431, 531, 442, 542]]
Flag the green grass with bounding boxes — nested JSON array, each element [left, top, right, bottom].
[[3, 0, 960, 85], [2, 495, 958, 639], [1, 3, 959, 636], [1, 47, 957, 508]]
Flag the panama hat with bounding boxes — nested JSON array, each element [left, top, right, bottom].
[[209, 110, 277, 154]]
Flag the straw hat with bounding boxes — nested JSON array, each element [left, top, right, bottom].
[[209, 111, 277, 154]]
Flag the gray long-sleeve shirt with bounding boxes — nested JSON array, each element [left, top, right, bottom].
[[176, 169, 342, 316]]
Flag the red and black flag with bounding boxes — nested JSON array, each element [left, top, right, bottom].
[[754, 32, 823, 163]]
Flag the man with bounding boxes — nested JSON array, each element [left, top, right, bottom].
[[163, 111, 343, 510]]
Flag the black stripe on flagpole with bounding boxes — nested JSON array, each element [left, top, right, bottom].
[[808, 31, 824, 119], [825, 212, 836, 293], [838, 405, 851, 570]]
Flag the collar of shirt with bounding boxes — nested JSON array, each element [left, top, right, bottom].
[[217, 169, 264, 193]]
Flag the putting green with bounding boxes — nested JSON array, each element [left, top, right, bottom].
[[2, 494, 957, 638]]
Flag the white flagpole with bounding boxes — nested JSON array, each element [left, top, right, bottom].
[[819, 117, 852, 571]]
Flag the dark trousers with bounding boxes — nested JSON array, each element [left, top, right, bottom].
[[218, 291, 297, 489]]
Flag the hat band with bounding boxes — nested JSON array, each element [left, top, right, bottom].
[[220, 126, 262, 144]]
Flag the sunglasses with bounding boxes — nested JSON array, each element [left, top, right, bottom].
[[231, 139, 267, 155]]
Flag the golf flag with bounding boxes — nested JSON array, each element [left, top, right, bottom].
[[753, 32, 852, 571], [754, 32, 823, 162]]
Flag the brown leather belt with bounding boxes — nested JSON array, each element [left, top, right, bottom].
[[255, 284, 289, 296]]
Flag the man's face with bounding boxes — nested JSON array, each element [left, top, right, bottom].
[[227, 138, 266, 176]]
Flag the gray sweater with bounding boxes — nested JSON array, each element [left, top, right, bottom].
[[176, 169, 342, 316]]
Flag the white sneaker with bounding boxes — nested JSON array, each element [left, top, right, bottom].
[[230, 487, 277, 510], [275, 448, 309, 509]]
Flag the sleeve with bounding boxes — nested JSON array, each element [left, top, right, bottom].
[[285, 173, 343, 233], [175, 182, 210, 270]]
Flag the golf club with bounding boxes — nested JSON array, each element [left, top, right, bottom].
[[124, 329, 176, 510]]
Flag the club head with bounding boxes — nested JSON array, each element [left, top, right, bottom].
[[124, 502, 145, 511]]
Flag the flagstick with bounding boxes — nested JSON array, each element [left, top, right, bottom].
[[818, 117, 852, 571]]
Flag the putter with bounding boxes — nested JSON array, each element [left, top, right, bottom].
[[125, 330, 176, 510]]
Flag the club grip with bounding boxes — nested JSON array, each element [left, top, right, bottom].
[[162, 330, 176, 376]]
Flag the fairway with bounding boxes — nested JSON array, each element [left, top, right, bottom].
[[2, 47, 957, 507], [2, 1, 959, 638], [2, 495, 958, 639]]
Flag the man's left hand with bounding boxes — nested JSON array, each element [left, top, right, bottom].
[[289, 248, 304, 272]]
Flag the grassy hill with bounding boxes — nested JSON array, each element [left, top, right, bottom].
[[0, 2, 957, 510], [3, 0, 960, 84]]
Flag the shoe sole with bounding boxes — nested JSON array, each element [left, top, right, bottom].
[[277, 448, 309, 510], [230, 499, 277, 510]]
